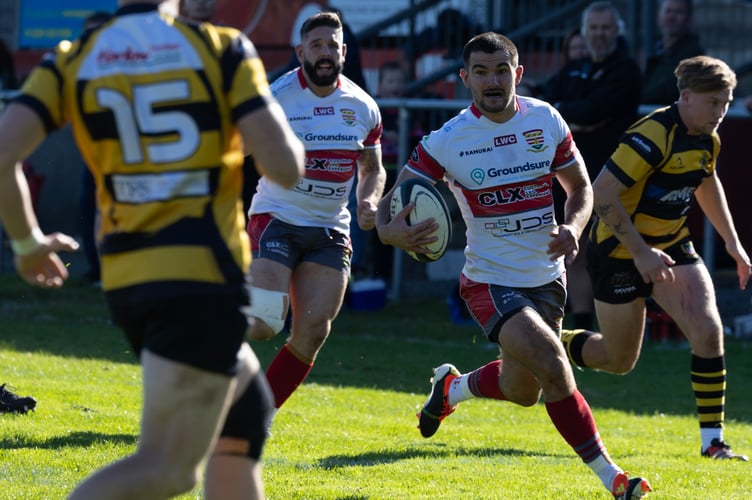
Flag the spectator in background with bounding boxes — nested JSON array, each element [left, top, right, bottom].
[[414, 8, 479, 61], [350, 61, 409, 278], [641, 0, 704, 106], [562, 27, 589, 63], [543, 1, 642, 330], [0, 38, 17, 91], [546, 1, 641, 193], [358, 60, 432, 283], [376, 61, 410, 170], [540, 27, 590, 96], [522, 27, 589, 99]]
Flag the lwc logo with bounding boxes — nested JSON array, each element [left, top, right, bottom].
[[494, 134, 516, 147]]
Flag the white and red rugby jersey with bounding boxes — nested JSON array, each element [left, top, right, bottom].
[[407, 96, 582, 287], [250, 68, 382, 234]]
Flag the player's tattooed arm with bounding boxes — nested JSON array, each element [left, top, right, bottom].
[[355, 147, 387, 231], [594, 202, 629, 236], [592, 170, 652, 258]]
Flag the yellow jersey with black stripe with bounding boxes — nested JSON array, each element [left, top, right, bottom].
[[590, 104, 718, 260], [16, 3, 273, 300]]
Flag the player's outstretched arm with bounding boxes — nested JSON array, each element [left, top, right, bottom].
[[0, 103, 80, 288], [694, 172, 751, 289], [550, 158, 592, 263], [355, 147, 386, 231], [238, 100, 305, 189], [375, 168, 437, 255], [593, 168, 675, 284], [554, 158, 592, 237]]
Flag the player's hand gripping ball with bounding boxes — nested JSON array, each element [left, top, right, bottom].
[[390, 178, 452, 262]]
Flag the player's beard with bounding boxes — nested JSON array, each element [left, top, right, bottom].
[[303, 59, 341, 87]]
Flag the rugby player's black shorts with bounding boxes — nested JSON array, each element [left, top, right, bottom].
[[107, 291, 249, 375], [588, 238, 701, 304]]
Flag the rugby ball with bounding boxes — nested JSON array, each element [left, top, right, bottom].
[[389, 178, 452, 262]]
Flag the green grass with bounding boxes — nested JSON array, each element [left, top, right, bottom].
[[1, 274, 751, 499]]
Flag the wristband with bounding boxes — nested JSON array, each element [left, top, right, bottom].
[[10, 227, 45, 256]]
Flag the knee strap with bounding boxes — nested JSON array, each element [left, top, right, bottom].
[[243, 287, 289, 334], [219, 373, 274, 460]]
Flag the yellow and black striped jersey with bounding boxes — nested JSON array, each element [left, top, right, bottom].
[[590, 104, 718, 260], [16, 3, 273, 299]]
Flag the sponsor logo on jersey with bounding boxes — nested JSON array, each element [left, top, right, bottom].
[[470, 168, 485, 185], [294, 180, 348, 199], [315, 107, 335, 116], [630, 135, 652, 153], [97, 47, 149, 65], [658, 186, 694, 204], [308, 158, 328, 171], [341, 108, 357, 126], [494, 134, 517, 147], [304, 132, 358, 142], [306, 157, 351, 173], [111, 171, 210, 203], [290, 115, 312, 121], [483, 211, 554, 236], [487, 160, 550, 177], [459, 147, 493, 157], [477, 183, 550, 207], [523, 129, 548, 152]]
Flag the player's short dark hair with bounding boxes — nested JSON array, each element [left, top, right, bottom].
[[675, 55, 737, 93], [300, 11, 342, 40], [462, 32, 518, 68]]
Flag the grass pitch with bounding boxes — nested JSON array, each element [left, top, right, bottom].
[[0, 274, 750, 498]]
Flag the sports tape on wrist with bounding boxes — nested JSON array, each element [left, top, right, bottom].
[[10, 227, 45, 256]]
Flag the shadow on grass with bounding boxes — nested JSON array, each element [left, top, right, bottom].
[[317, 445, 567, 469], [0, 318, 134, 364], [2, 274, 751, 424], [0, 276, 134, 363], [0, 431, 137, 450]]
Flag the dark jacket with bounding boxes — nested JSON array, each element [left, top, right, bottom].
[[544, 45, 642, 179], [641, 33, 704, 106]]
